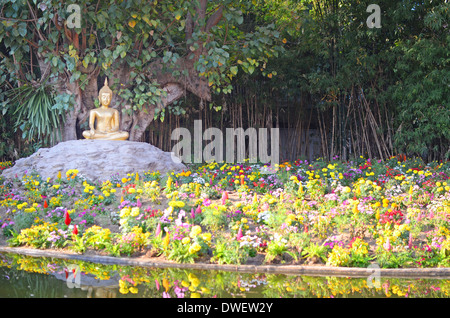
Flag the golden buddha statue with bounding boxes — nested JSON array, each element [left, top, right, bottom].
[[82, 78, 129, 140]]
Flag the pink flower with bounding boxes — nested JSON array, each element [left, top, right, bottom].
[[383, 237, 391, 251], [236, 227, 243, 241], [221, 191, 229, 205], [155, 223, 161, 237]]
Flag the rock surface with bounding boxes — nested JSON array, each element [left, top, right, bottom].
[[1, 139, 186, 181]]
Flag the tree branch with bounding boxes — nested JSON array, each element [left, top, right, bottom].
[[197, 0, 208, 25], [205, 5, 223, 32], [185, 11, 193, 41]]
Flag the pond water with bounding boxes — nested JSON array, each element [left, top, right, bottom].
[[0, 252, 449, 298]]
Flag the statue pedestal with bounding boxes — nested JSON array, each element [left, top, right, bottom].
[[1, 140, 186, 181]]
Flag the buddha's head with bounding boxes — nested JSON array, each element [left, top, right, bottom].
[[98, 78, 113, 107]]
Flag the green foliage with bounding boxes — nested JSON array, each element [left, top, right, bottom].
[[164, 239, 198, 264], [390, 2, 450, 160], [212, 239, 250, 265], [12, 211, 37, 235], [265, 234, 297, 263], [200, 204, 227, 232], [301, 242, 328, 263], [3, 82, 66, 144]]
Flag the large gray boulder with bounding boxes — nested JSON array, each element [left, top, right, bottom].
[[1, 140, 186, 181]]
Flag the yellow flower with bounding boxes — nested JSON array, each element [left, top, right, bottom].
[[177, 201, 185, 208], [190, 225, 202, 238], [120, 207, 130, 218], [163, 233, 170, 249], [200, 287, 210, 294], [199, 233, 211, 242], [130, 207, 140, 217], [188, 274, 200, 287], [169, 200, 185, 208], [181, 281, 190, 288], [182, 237, 191, 245], [189, 242, 202, 254], [129, 287, 138, 294]]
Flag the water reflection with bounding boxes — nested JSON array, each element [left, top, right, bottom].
[[0, 252, 449, 298]]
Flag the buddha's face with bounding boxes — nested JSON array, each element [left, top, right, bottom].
[[100, 93, 111, 107]]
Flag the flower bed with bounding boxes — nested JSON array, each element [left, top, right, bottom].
[[1, 156, 449, 268]]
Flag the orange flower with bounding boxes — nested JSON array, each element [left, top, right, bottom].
[[163, 232, 170, 250], [162, 278, 170, 292]]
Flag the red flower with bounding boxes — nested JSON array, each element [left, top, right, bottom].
[[43, 200, 48, 209], [64, 210, 71, 226], [72, 224, 78, 235]]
